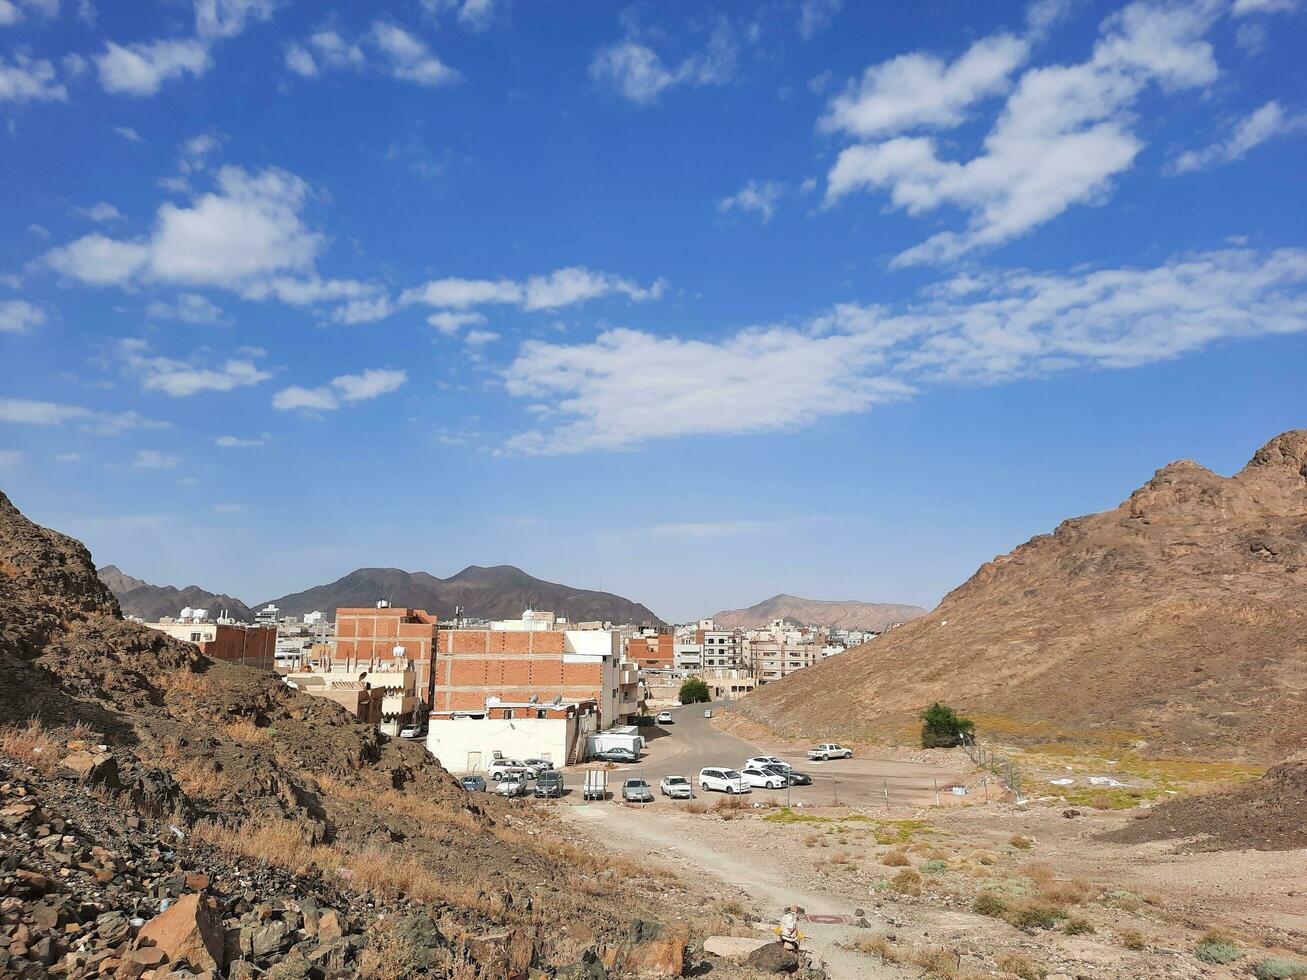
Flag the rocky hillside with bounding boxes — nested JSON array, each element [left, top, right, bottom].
[[735, 431, 1307, 764], [710, 594, 927, 631], [263, 564, 663, 625], [0, 490, 736, 978], [98, 565, 257, 623]]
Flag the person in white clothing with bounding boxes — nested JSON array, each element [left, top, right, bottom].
[[779, 904, 800, 952]]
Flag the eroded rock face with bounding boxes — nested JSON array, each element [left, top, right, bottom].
[[137, 892, 225, 972], [738, 430, 1307, 762]]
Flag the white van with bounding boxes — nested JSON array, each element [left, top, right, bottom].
[[698, 767, 750, 794]]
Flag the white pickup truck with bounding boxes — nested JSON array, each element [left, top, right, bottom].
[[807, 743, 853, 761]]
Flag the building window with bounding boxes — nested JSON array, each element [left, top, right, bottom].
[[190, 632, 202, 642]]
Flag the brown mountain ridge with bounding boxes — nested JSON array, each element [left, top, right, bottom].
[[711, 594, 928, 631], [736, 430, 1307, 764]]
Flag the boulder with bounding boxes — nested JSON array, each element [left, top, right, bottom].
[[704, 935, 773, 959], [137, 893, 224, 972], [60, 750, 120, 788], [618, 920, 689, 978], [316, 909, 342, 944], [746, 942, 801, 974], [464, 928, 533, 979]]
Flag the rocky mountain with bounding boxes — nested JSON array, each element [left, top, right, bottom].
[[710, 594, 928, 631], [0, 490, 723, 977], [736, 431, 1307, 764], [263, 564, 663, 624], [97, 564, 257, 623]]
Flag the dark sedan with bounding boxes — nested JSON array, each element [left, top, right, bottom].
[[764, 764, 811, 786], [591, 747, 639, 763]]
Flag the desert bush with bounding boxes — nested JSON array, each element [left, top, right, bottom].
[[997, 952, 1043, 979], [891, 869, 922, 895], [845, 935, 898, 962], [973, 892, 1009, 918], [173, 758, 235, 798], [907, 946, 966, 979], [1119, 929, 1146, 951], [1063, 916, 1095, 936], [921, 703, 974, 748], [0, 719, 61, 774], [923, 859, 950, 874], [222, 719, 270, 744], [1193, 933, 1242, 965], [882, 849, 911, 867], [1005, 900, 1065, 931], [1009, 834, 1034, 850], [158, 670, 216, 696], [1251, 958, 1307, 979]]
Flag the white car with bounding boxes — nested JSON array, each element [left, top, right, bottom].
[[699, 767, 751, 794], [660, 775, 693, 799], [745, 755, 791, 772], [495, 771, 529, 797], [398, 724, 426, 739], [521, 758, 554, 776], [656, 711, 674, 724], [488, 758, 529, 781], [740, 765, 787, 790], [807, 743, 854, 761]]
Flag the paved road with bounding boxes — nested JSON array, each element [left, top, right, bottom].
[[554, 701, 953, 808]]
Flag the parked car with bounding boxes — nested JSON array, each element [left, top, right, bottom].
[[656, 711, 674, 724], [763, 764, 811, 786], [522, 758, 554, 776], [459, 774, 487, 792], [659, 775, 693, 799], [583, 769, 608, 801], [745, 755, 791, 772], [699, 767, 750, 794], [488, 758, 529, 781], [398, 724, 426, 739], [591, 747, 638, 764], [496, 771, 529, 798], [622, 778, 654, 803], [534, 770, 564, 798], [807, 743, 853, 761], [740, 765, 787, 790]]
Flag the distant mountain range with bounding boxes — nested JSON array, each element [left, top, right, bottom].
[[98, 565, 257, 623], [710, 594, 929, 631], [98, 563, 663, 626]]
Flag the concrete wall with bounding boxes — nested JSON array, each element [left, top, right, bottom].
[[426, 715, 577, 773]]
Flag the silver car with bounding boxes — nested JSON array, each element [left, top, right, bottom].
[[622, 778, 654, 803], [659, 775, 693, 799], [496, 770, 529, 798]]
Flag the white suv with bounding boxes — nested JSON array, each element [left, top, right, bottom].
[[740, 765, 786, 789], [488, 758, 528, 781], [745, 755, 791, 772], [699, 767, 750, 794]]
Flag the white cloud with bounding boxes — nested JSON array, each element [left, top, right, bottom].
[[423, 0, 504, 32], [145, 292, 227, 325], [501, 247, 1307, 454], [46, 166, 322, 292], [113, 126, 144, 142], [427, 310, 486, 335], [821, 34, 1029, 139], [119, 339, 272, 397], [0, 300, 45, 334], [403, 266, 664, 312], [286, 22, 459, 88], [133, 449, 180, 469], [272, 368, 407, 412], [590, 19, 737, 105], [0, 398, 167, 435], [1231, 0, 1299, 13], [824, 1, 1223, 265], [718, 181, 785, 223], [215, 433, 268, 447], [464, 328, 499, 346], [194, 0, 275, 41], [0, 52, 67, 102], [1170, 100, 1307, 173], [797, 0, 843, 39], [0, 0, 59, 26], [77, 202, 123, 223], [95, 39, 212, 96]]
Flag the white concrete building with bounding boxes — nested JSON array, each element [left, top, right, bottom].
[[425, 698, 599, 773]]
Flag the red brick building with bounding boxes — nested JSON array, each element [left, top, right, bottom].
[[147, 620, 277, 672], [335, 605, 438, 707], [627, 634, 674, 669]]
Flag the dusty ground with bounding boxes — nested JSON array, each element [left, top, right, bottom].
[[563, 737, 1307, 980]]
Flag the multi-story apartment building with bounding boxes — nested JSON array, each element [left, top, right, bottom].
[[697, 623, 744, 670], [627, 632, 675, 669], [335, 603, 439, 708], [286, 653, 419, 735]]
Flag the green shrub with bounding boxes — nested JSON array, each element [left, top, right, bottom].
[[920, 702, 974, 748], [1194, 934, 1242, 965], [678, 679, 711, 704], [1007, 901, 1065, 931], [973, 892, 1008, 918], [1252, 958, 1307, 979], [1064, 916, 1095, 936], [922, 860, 949, 874]]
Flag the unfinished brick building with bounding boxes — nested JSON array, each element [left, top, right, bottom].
[[334, 604, 438, 707], [146, 620, 277, 672], [627, 633, 674, 669], [431, 628, 633, 727]]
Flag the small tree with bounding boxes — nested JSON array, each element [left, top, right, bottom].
[[920, 702, 974, 748], [678, 678, 711, 704]]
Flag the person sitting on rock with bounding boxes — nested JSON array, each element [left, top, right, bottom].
[[779, 904, 801, 952]]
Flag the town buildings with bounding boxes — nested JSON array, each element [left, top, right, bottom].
[[285, 651, 418, 735], [335, 603, 438, 709], [144, 609, 277, 671]]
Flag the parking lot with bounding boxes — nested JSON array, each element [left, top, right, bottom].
[[480, 702, 958, 808]]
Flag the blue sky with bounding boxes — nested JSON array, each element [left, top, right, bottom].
[[1, 0, 1304, 621]]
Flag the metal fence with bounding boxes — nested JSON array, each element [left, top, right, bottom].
[[963, 739, 1023, 802]]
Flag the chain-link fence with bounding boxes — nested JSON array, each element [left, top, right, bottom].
[[963, 739, 1023, 801]]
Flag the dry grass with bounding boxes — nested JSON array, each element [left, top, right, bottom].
[[906, 946, 988, 980], [997, 952, 1043, 979], [1119, 928, 1147, 951], [890, 869, 922, 896], [881, 849, 911, 867], [0, 719, 62, 774], [157, 670, 217, 696], [684, 801, 708, 814], [844, 935, 899, 962], [221, 719, 271, 744], [1009, 834, 1034, 850], [973, 891, 1066, 931], [172, 758, 236, 799], [315, 773, 485, 834]]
